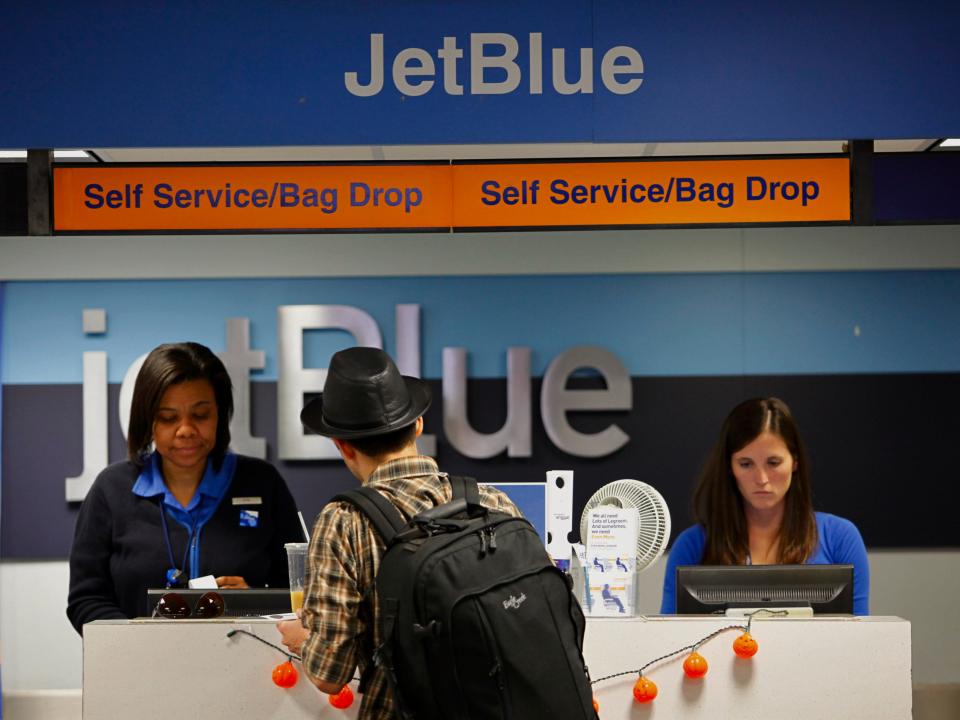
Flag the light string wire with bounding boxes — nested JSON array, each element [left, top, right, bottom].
[[225, 628, 363, 684], [228, 610, 785, 689], [590, 608, 787, 685], [227, 628, 300, 663]]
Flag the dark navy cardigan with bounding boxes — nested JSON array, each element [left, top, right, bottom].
[[67, 455, 302, 633]]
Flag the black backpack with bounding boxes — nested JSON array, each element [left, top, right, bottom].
[[333, 476, 598, 720]]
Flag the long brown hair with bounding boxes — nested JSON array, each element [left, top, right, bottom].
[[693, 397, 817, 565]]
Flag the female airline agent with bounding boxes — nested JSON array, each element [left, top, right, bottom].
[[67, 342, 302, 633], [660, 397, 869, 614]]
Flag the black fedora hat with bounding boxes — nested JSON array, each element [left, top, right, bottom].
[[300, 346, 431, 440]]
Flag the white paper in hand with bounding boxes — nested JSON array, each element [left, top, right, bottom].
[[188, 574, 219, 589]]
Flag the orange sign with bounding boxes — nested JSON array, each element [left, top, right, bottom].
[[452, 158, 850, 227], [53, 165, 453, 231], [53, 158, 849, 231]]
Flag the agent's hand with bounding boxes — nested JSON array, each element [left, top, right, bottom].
[[215, 575, 249, 589], [277, 610, 310, 655]]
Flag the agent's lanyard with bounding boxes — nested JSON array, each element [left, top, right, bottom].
[[159, 503, 193, 588]]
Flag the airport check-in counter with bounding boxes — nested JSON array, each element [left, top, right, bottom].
[[82, 614, 911, 719]]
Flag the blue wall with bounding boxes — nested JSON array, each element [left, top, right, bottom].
[[3, 269, 959, 557], [4, 272, 960, 383]]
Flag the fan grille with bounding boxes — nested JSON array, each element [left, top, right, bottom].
[[580, 479, 671, 572]]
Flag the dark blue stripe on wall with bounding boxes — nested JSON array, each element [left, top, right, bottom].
[[875, 153, 960, 223], [3, 373, 958, 559]]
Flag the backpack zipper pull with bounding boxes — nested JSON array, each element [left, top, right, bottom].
[[477, 529, 488, 557], [487, 527, 497, 551]]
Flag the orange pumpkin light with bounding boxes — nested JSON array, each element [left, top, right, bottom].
[[592, 696, 599, 714], [733, 631, 759, 658], [682, 651, 709, 678], [329, 685, 355, 709], [632, 676, 658, 703], [271, 660, 298, 688]]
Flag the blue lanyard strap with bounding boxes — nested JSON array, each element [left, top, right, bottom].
[[159, 503, 192, 586]]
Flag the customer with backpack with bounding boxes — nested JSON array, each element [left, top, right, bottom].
[[277, 346, 597, 719]]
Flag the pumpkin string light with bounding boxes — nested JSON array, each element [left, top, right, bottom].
[[272, 659, 299, 688], [590, 609, 786, 702], [329, 686, 355, 709], [226, 628, 302, 689], [226, 628, 358, 706], [227, 609, 785, 707]]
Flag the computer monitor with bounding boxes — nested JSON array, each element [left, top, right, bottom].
[[675, 564, 854, 615], [146, 588, 293, 618]]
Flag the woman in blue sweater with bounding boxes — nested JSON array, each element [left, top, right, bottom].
[[660, 397, 869, 615]]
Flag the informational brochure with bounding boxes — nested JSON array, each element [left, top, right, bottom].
[[583, 506, 638, 616]]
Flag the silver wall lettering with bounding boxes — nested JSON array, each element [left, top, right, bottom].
[[396, 304, 436, 457], [277, 305, 383, 459], [395, 304, 421, 384], [220, 317, 266, 458], [65, 351, 109, 502], [541, 346, 631, 457], [65, 306, 633, 504], [442, 346, 531, 458]]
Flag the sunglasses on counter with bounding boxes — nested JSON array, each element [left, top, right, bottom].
[[151, 591, 226, 619]]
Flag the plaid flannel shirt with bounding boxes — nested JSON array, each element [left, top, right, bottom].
[[299, 456, 521, 719]]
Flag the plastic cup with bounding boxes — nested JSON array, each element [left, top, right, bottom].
[[284, 542, 308, 612]]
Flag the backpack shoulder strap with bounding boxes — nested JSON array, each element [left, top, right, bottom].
[[330, 487, 408, 704], [447, 475, 485, 516], [332, 487, 406, 545]]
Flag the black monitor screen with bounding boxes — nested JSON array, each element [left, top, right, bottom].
[[675, 564, 854, 615]]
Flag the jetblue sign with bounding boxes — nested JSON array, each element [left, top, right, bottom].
[[345, 33, 643, 97], [65, 306, 632, 502], [2, 2, 959, 147]]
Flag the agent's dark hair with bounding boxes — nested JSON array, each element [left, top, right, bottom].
[[345, 422, 418, 459], [127, 342, 233, 469], [693, 397, 817, 565]]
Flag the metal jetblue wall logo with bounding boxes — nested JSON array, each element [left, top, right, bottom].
[[64, 306, 633, 502]]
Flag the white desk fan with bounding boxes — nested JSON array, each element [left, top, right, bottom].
[[578, 479, 671, 574]]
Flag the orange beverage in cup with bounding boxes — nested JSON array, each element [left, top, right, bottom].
[[285, 542, 308, 612], [290, 589, 304, 612]]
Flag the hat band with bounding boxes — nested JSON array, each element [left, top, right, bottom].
[[323, 396, 413, 431]]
